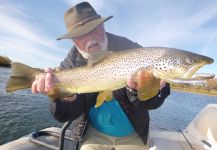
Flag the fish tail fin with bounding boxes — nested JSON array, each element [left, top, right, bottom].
[[6, 62, 43, 92]]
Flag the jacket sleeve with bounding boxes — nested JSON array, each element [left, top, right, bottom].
[[113, 83, 170, 110], [50, 93, 98, 123], [50, 94, 86, 123]]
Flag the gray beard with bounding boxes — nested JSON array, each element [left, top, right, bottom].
[[75, 34, 108, 59]]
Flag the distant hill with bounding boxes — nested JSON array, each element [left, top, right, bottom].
[[0, 56, 11, 67]]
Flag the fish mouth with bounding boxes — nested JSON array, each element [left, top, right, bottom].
[[183, 56, 214, 78], [203, 56, 214, 64], [183, 55, 214, 78]]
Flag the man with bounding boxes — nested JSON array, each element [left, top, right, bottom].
[[32, 2, 170, 150]]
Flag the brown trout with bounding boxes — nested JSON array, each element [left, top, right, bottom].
[[6, 47, 214, 107]]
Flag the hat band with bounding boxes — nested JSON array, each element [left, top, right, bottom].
[[67, 15, 101, 32]]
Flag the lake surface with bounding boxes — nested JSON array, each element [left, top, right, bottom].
[[0, 67, 217, 145]]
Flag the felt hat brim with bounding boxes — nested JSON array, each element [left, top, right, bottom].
[[57, 16, 113, 40]]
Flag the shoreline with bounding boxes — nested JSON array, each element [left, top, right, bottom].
[[171, 87, 217, 97], [0, 64, 11, 68], [0, 56, 11, 68]]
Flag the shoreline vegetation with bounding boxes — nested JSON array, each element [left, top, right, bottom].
[[0, 56, 11, 68], [171, 78, 217, 97]]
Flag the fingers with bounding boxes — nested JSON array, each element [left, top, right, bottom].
[[127, 70, 153, 89], [32, 80, 38, 93], [31, 68, 53, 94], [37, 78, 45, 93], [127, 70, 166, 90], [160, 80, 166, 89], [127, 76, 137, 89], [45, 69, 53, 92]]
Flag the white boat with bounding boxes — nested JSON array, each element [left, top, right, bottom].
[[150, 104, 217, 150], [0, 104, 217, 150]]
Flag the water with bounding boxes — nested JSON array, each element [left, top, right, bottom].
[[0, 67, 217, 145], [0, 67, 62, 145], [149, 91, 217, 131]]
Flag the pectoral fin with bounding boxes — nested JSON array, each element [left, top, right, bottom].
[[95, 91, 113, 108], [47, 87, 74, 100], [135, 70, 161, 101]]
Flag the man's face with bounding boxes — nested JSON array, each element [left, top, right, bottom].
[[73, 25, 107, 53]]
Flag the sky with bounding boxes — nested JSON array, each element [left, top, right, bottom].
[[0, 0, 217, 75]]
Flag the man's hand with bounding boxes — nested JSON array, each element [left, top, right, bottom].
[[32, 68, 54, 94], [127, 70, 166, 90], [31, 68, 76, 101]]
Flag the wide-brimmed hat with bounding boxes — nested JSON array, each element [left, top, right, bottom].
[[57, 2, 113, 40]]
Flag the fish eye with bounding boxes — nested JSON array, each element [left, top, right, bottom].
[[185, 58, 194, 64]]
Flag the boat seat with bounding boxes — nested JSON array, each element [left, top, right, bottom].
[[0, 127, 74, 150], [184, 104, 217, 149], [194, 106, 217, 143]]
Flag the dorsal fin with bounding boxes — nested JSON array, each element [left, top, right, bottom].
[[87, 51, 112, 66]]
